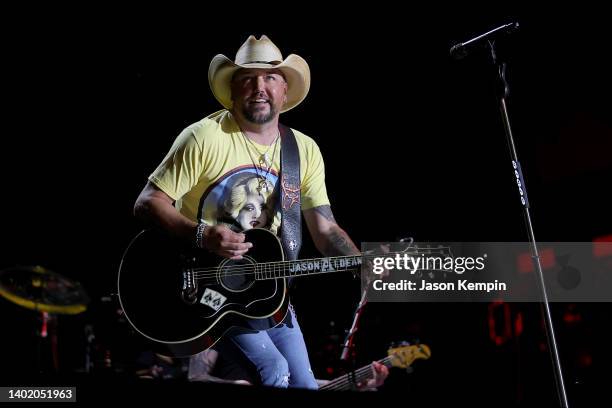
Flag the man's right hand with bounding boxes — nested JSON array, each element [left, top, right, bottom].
[[202, 225, 253, 260]]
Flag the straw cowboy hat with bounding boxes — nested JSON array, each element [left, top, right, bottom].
[[208, 35, 311, 113]]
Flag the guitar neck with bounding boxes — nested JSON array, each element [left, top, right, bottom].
[[253, 246, 452, 281], [319, 356, 393, 391], [254, 255, 363, 280]]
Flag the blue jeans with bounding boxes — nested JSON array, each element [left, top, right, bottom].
[[230, 305, 318, 389]]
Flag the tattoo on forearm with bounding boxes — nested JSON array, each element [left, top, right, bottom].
[[313, 205, 336, 224], [325, 228, 360, 256], [310, 205, 358, 256]]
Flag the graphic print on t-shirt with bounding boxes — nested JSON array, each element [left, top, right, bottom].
[[199, 166, 279, 233]]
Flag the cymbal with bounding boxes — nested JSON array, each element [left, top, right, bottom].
[[0, 265, 89, 314]]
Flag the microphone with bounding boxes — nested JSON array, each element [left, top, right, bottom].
[[450, 22, 519, 60]]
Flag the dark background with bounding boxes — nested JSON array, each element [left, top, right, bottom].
[[1, 5, 611, 406]]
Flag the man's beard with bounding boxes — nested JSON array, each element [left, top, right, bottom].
[[242, 102, 277, 124]]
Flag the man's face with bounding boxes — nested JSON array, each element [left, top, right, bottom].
[[231, 68, 288, 124]]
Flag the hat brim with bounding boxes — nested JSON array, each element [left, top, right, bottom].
[[208, 53, 310, 113]]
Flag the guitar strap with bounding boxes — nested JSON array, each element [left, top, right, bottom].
[[275, 124, 302, 261], [225, 124, 302, 334]]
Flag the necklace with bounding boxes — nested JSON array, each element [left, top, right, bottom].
[[245, 131, 279, 167], [241, 130, 280, 195]]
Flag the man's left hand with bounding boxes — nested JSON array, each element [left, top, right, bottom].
[[357, 361, 389, 391]]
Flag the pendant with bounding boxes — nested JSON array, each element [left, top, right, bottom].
[[257, 178, 269, 194], [261, 153, 271, 167]]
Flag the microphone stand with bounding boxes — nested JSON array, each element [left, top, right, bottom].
[[340, 287, 367, 361], [339, 286, 368, 389], [486, 38, 569, 408], [339, 241, 410, 385]]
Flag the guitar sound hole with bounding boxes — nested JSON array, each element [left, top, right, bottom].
[[218, 257, 256, 292]]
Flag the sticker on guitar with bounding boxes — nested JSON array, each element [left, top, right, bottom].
[[200, 288, 227, 311]]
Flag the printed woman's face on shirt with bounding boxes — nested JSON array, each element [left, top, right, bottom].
[[236, 193, 268, 230]]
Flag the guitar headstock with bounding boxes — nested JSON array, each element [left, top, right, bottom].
[[387, 342, 431, 369], [403, 244, 454, 260]]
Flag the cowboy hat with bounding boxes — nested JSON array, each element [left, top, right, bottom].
[[208, 35, 310, 113]]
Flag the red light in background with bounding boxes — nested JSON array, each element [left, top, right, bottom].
[[514, 312, 523, 337], [578, 352, 593, 368], [517, 247, 556, 274], [488, 301, 512, 346], [593, 234, 612, 258], [563, 303, 583, 325]]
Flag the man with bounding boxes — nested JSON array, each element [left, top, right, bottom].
[[134, 35, 361, 389]]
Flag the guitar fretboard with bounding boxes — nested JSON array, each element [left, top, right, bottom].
[[252, 246, 452, 281], [254, 255, 363, 280], [319, 356, 394, 391]]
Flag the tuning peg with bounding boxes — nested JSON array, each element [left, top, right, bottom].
[[403, 337, 420, 345]]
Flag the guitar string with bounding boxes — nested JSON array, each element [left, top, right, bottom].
[[193, 265, 450, 283], [193, 266, 451, 283], [193, 268, 357, 282], [321, 347, 425, 390], [193, 255, 382, 279], [189, 249, 449, 280], [327, 360, 395, 390], [192, 255, 361, 276], [321, 369, 380, 391], [192, 264, 449, 281], [192, 252, 440, 276], [190, 253, 370, 278], [320, 357, 394, 390], [194, 268, 356, 283], [321, 361, 385, 390]]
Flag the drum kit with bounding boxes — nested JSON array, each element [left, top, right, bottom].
[[0, 265, 89, 315], [0, 265, 89, 374], [0, 265, 180, 378]]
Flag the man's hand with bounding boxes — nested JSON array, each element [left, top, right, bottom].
[[357, 361, 389, 391], [363, 244, 391, 283], [203, 225, 253, 260]]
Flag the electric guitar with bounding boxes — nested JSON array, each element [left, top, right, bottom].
[[319, 343, 431, 391], [118, 228, 367, 357]]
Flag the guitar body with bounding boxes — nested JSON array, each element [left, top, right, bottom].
[[117, 228, 289, 357]]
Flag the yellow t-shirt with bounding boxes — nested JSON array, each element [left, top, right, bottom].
[[149, 110, 330, 234]]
